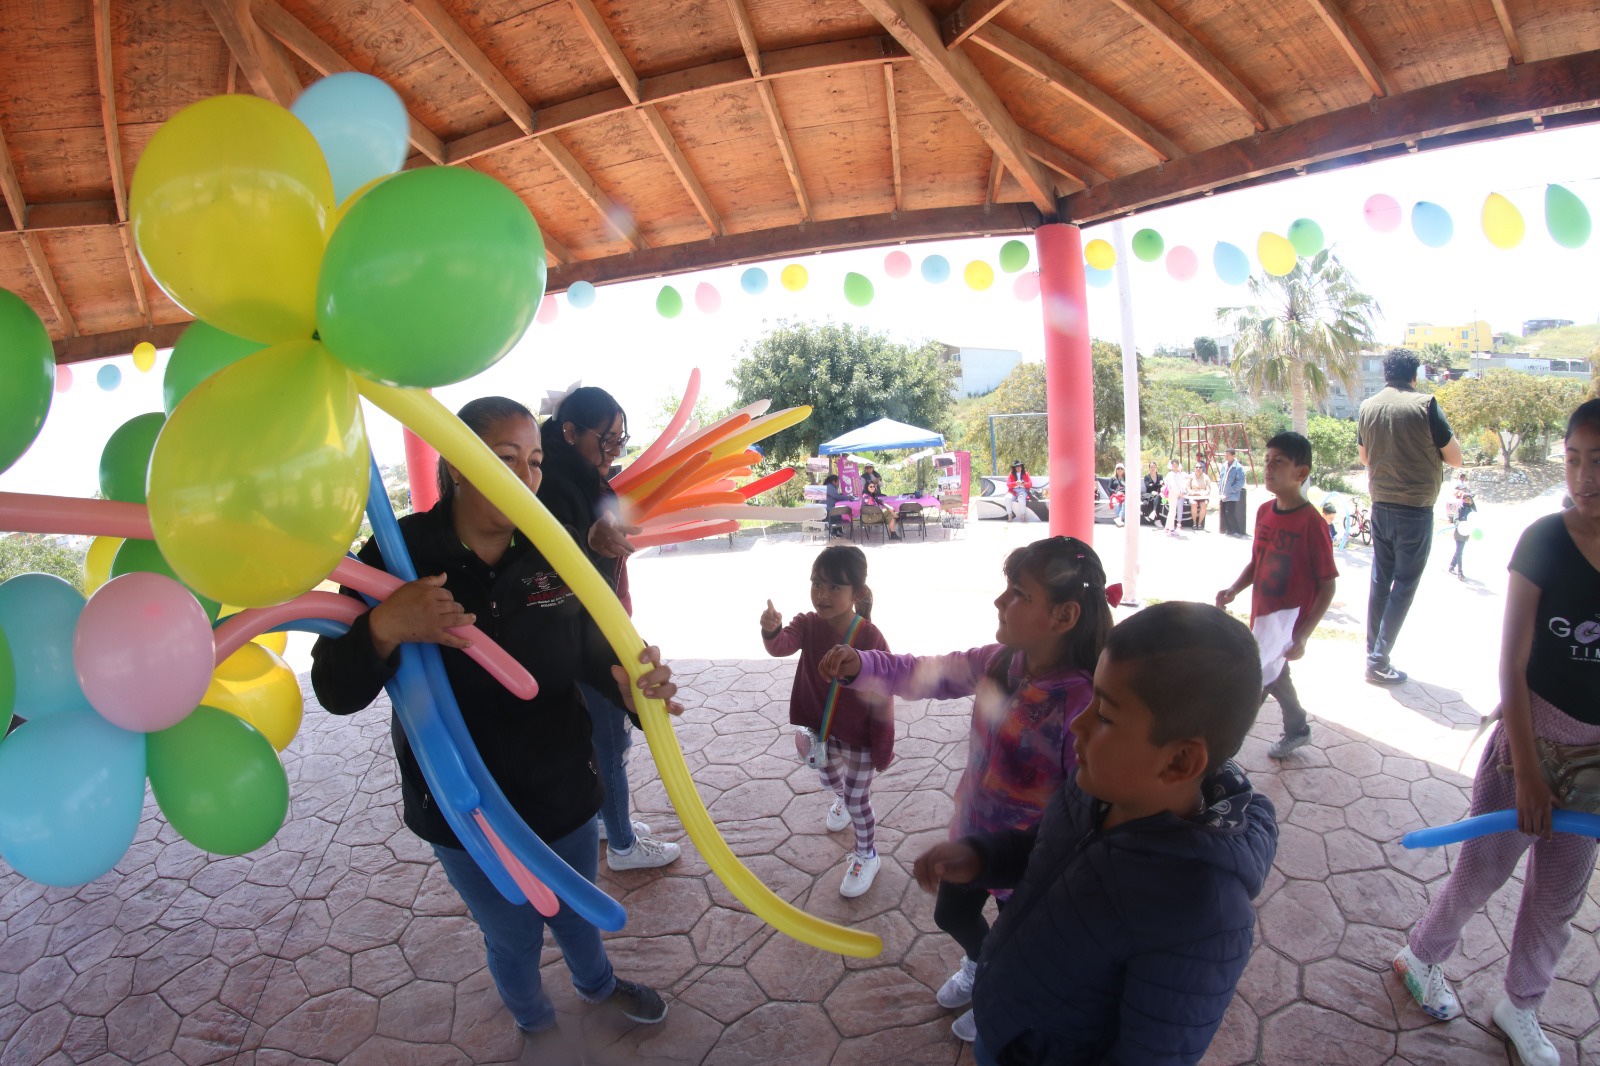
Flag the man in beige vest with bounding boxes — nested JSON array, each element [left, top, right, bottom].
[[1357, 349, 1463, 685]]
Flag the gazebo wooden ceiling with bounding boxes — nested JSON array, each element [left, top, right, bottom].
[[10, 0, 1600, 366]]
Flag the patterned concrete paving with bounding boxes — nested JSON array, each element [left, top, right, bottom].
[[3, 509, 1595, 1064]]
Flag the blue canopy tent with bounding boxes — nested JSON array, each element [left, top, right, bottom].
[[817, 417, 944, 455]]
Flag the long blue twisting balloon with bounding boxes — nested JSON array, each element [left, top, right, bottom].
[[1402, 809, 1600, 849]]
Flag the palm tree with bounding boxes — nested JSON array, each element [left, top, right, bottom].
[[1217, 249, 1380, 435]]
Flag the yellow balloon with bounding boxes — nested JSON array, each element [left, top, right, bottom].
[[1084, 239, 1116, 271], [132, 342, 157, 373], [357, 380, 882, 959], [204, 643, 303, 752], [780, 263, 808, 291], [1481, 192, 1525, 250], [253, 629, 290, 656], [964, 261, 995, 291], [148, 340, 369, 608], [84, 535, 123, 594], [1257, 231, 1297, 276], [130, 95, 334, 344]]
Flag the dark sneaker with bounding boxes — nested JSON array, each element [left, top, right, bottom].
[[1366, 663, 1407, 686], [604, 978, 667, 1024], [1268, 731, 1312, 759]]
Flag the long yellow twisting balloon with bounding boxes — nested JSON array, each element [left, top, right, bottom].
[[355, 379, 883, 959]]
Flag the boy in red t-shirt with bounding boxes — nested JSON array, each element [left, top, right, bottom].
[[1216, 431, 1339, 759]]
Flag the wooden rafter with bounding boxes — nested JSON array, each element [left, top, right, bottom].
[[884, 63, 903, 212], [569, 0, 641, 104], [401, 0, 535, 134], [1304, 0, 1389, 97], [636, 107, 723, 237], [1487, 0, 1524, 65], [859, 0, 1056, 213], [986, 153, 1005, 203], [0, 121, 24, 231], [535, 219, 573, 266], [203, 0, 299, 105], [971, 25, 1182, 161], [92, 1, 150, 326], [1023, 132, 1099, 189], [251, 0, 445, 163], [55, 322, 187, 366], [723, 0, 763, 76], [756, 80, 812, 221], [1104, 0, 1280, 130], [942, 0, 1016, 48], [116, 227, 151, 327], [538, 137, 646, 250], [20, 234, 75, 337]]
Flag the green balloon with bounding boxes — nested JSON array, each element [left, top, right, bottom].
[[843, 272, 875, 307], [163, 322, 265, 415], [1287, 218, 1325, 256], [0, 628, 13, 738], [98, 412, 166, 504], [656, 285, 683, 319], [316, 167, 547, 387], [1131, 228, 1164, 262], [0, 289, 55, 476], [1546, 184, 1591, 249], [110, 538, 221, 622], [147, 706, 288, 856], [998, 240, 1030, 273]]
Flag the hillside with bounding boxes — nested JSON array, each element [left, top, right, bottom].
[[1521, 322, 1600, 359]]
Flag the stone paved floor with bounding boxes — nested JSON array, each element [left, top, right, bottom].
[[4, 505, 1596, 1064]]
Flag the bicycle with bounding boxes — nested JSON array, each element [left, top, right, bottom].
[[1343, 498, 1371, 546]]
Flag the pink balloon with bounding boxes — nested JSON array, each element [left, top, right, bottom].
[[1364, 193, 1402, 233], [884, 250, 912, 278], [74, 572, 215, 732], [54, 366, 72, 393], [535, 295, 558, 324], [695, 282, 721, 314], [1012, 271, 1040, 301], [1165, 245, 1199, 281]]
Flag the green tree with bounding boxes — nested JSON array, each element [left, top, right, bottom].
[[1434, 370, 1585, 470], [728, 320, 952, 461], [1140, 381, 1209, 458], [1193, 336, 1220, 364], [1305, 414, 1359, 472], [1217, 249, 1380, 436], [0, 535, 86, 592]]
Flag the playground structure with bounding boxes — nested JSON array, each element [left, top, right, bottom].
[[1177, 416, 1255, 479]]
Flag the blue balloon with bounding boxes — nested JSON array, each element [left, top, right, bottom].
[[0, 574, 93, 720], [1214, 242, 1250, 285], [566, 280, 596, 309], [740, 267, 768, 295], [1403, 808, 1600, 849], [0, 712, 147, 885], [1085, 266, 1113, 288], [1411, 201, 1454, 248], [97, 364, 121, 391], [921, 255, 951, 283], [291, 72, 409, 204]]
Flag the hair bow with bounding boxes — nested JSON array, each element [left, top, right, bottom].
[[1105, 583, 1124, 608], [537, 379, 584, 418]]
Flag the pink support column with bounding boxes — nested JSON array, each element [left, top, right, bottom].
[[404, 427, 440, 513], [1036, 222, 1094, 541]]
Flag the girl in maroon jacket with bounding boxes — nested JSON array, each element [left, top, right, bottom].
[[761, 545, 894, 897]]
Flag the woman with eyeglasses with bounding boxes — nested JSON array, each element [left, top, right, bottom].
[[538, 386, 682, 872]]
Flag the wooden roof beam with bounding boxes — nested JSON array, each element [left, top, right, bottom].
[[723, 0, 763, 76], [1104, 0, 1279, 130], [942, 0, 1016, 48], [116, 226, 152, 328], [20, 234, 76, 338], [538, 137, 646, 250], [203, 0, 299, 105], [92, 0, 150, 327], [535, 219, 573, 266], [401, 0, 535, 134], [569, 0, 641, 104], [859, 0, 1057, 213], [55, 322, 188, 367], [971, 25, 1183, 161], [636, 107, 723, 237], [1304, 0, 1389, 97], [1023, 132, 1099, 190], [756, 80, 812, 221], [251, 0, 445, 163], [986, 153, 1005, 203], [884, 63, 903, 212], [1487, 0, 1524, 65]]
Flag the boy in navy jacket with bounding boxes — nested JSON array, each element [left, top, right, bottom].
[[915, 602, 1278, 1065]]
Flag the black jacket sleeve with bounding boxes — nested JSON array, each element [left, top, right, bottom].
[[309, 608, 401, 715], [965, 826, 1041, 891]]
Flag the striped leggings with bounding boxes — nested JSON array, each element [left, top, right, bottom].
[[798, 732, 877, 856], [1409, 693, 1600, 1009]]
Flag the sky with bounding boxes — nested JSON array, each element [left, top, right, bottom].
[[3, 121, 1597, 500]]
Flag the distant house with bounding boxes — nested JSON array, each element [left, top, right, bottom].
[[1401, 320, 1491, 352], [1321, 352, 1387, 419], [1523, 318, 1575, 335], [940, 343, 1023, 397], [1469, 353, 1591, 378]]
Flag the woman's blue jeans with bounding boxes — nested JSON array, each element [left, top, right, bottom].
[[432, 820, 615, 1033], [579, 681, 637, 851]]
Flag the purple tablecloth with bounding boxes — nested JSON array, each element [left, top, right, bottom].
[[832, 495, 939, 521]]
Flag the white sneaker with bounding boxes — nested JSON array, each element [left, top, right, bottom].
[[1493, 997, 1558, 1066], [825, 798, 851, 832], [597, 818, 651, 844], [607, 833, 680, 871], [839, 851, 880, 897], [1392, 945, 1462, 1021], [937, 956, 978, 1008], [951, 1009, 977, 1042]]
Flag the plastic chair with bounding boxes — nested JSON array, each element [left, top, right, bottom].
[[826, 503, 854, 540], [896, 501, 926, 541], [857, 503, 890, 544]]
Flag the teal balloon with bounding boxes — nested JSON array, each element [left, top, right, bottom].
[[110, 539, 221, 623], [0, 574, 92, 720], [98, 412, 166, 505], [740, 268, 768, 295], [998, 240, 1030, 273], [163, 321, 266, 415], [1214, 242, 1250, 285], [0, 289, 54, 476], [1545, 184, 1591, 249], [1131, 228, 1164, 262], [1411, 201, 1454, 247], [656, 285, 683, 319], [147, 706, 288, 856], [0, 628, 13, 738], [843, 272, 875, 307], [1287, 218, 1325, 256], [921, 255, 950, 283], [316, 166, 546, 388], [0, 712, 147, 885], [566, 280, 596, 309], [289, 73, 408, 205], [1085, 265, 1113, 288]]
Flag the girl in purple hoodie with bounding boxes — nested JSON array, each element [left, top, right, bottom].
[[819, 536, 1114, 1043]]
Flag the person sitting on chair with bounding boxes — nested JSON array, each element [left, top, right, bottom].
[[863, 483, 902, 540], [1006, 461, 1033, 522], [824, 474, 853, 538]]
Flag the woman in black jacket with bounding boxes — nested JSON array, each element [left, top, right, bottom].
[[310, 396, 675, 1049]]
